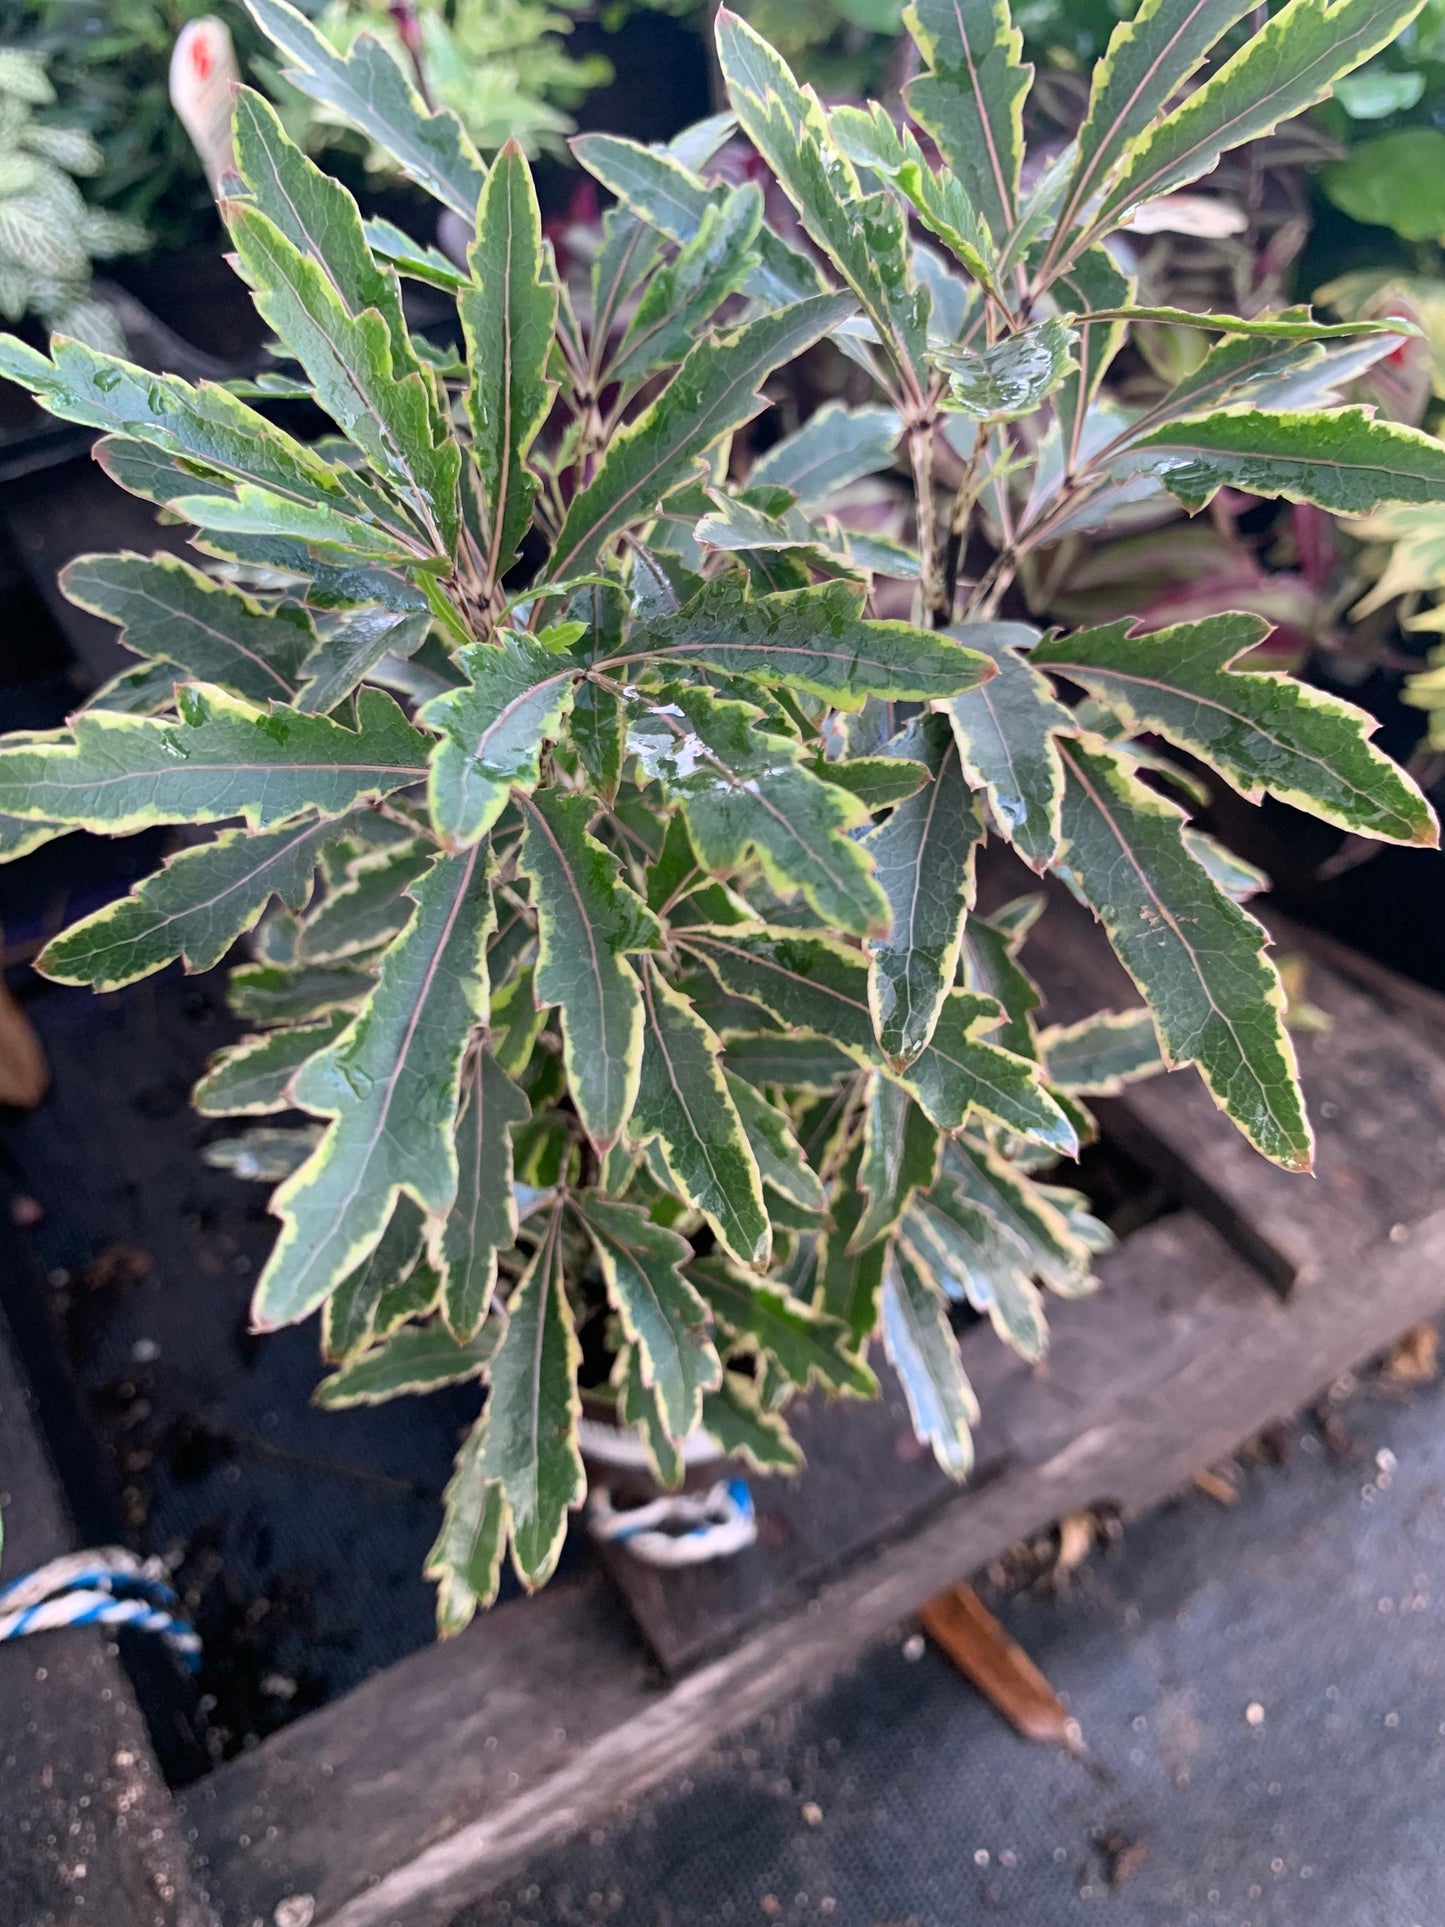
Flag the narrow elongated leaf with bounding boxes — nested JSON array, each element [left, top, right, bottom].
[[578, 1195, 721, 1437], [628, 685, 889, 936], [518, 788, 660, 1152], [438, 1049, 529, 1340], [39, 813, 334, 991], [854, 1075, 940, 1249], [480, 1217, 584, 1586], [701, 1375, 804, 1472], [323, 1195, 429, 1362], [904, 0, 1031, 247], [316, 1317, 499, 1408], [247, 0, 486, 219], [420, 635, 576, 846], [904, 1184, 1046, 1361], [1035, 614, 1436, 844], [960, 909, 1041, 1059], [626, 577, 994, 710], [1122, 406, 1445, 517], [723, 1032, 855, 1090], [1058, 736, 1311, 1169], [942, 623, 1074, 872], [170, 484, 426, 564], [463, 144, 556, 589], [206, 1125, 321, 1182], [900, 990, 1077, 1151], [426, 1417, 507, 1635], [299, 840, 435, 961], [751, 403, 902, 505], [194, 1012, 353, 1117], [60, 553, 308, 704], [297, 608, 430, 716], [945, 1139, 1094, 1295], [0, 334, 353, 516], [716, 12, 928, 392], [253, 844, 494, 1327], [881, 1239, 977, 1477], [611, 186, 762, 383], [1040, 1008, 1164, 1095], [829, 104, 999, 299], [1054, 250, 1133, 457], [681, 926, 877, 1062], [632, 965, 770, 1266], [229, 959, 373, 1025], [614, 1345, 685, 1489], [0, 685, 428, 833], [690, 1256, 875, 1396], [865, 714, 983, 1068], [1059, 0, 1258, 248], [723, 1071, 826, 1213], [548, 293, 853, 579], [228, 205, 458, 555], [816, 1145, 887, 1347], [1091, 0, 1427, 240]]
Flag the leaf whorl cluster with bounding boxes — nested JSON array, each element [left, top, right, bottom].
[[0, 0, 1439, 1624]]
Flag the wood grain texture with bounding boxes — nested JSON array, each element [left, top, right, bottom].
[[0, 1309, 215, 1927]]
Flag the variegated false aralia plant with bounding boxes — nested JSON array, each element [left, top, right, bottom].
[[0, 0, 1440, 1626]]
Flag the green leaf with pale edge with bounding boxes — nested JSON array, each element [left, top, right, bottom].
[[724, 1033, 855, 1091], [946, 1139, 1093, 1295], [632, 965, 770, 1267], [1040, 1008, 1164, 1096], [420, 636, 576, 847], [1035, 614, 1436, 845], [723, 1072, 826, 1213], [194, 1012, 353, 1117], [881, 1239, 977, 1477], [463, 144, 556, 589], [480, 1219, 584, 1586], [935, 320, 1077, 422], [628, 685, 889, 936], [817, 1146, 887, 1348], [59, 553, 308, 705], [904, 0, 1031, 247], [297, 609, 431, 716], [169, 486, 424, 564], [1059, 0, 1258, 248], [1055, 251, 1133, 458], [679, 928, 877, 1064], [0, 815, 70, 862], [578, 1195, 720, 1437], [569, 132, 820, 307], [228, 205, 458, 555], [1122, 407, 1445, 517], [426, 1416, 507, 1635], [854, 1075, 940, 1249], [626, 577, 994, 711], [690, 1256, 875, 1396], [942, 622, 1074, 873], [904, 1184, 1046, 1362], [0, 685, 428, 834], [716, 13, 928, 391], [206, 1125, 321, 1182], [702, 1375, 804, 1472], [316, 1317, 499, 1408], [39, 813, 334, 991], [323, 1195, 428, 1361], [300, 841, 434, 963], [0, 335, 357, 517], [253, 845, 494, 1328], [1058, 736, 1311, 1170], [615, 1345, 685, 1489], [518, 788, 660, 1152], [229, 960, 373, 1026], [612, 187, 763, 384], [899, 991, 1077, 1152], [751, 403, 902, 505], [548, 293, 852, 579], [865, 714, 983, 1068], [247, 0, 485, 220], [438, 1049, 529, 1340], [1091, 0, 1426, 241], [232, 90, 415, 370], [828, 104, 999, 299]]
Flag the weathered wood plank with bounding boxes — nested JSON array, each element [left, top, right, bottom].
[[0, 1306, 215, 1927], [187, 1195, 1445, 1926], [1020, 884, 1445, 1292]]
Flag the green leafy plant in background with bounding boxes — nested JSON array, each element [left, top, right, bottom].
[[0, 0, 1441, 1627], [0, 47, 146, 350]]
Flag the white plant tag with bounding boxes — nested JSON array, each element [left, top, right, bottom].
[[170, 16, 241, 194]]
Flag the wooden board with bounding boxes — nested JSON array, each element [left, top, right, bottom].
[[0, 1304, 215, 1927], [185, 1196, 1445, 1927]]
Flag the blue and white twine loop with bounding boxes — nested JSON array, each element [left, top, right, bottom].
[[586, 1477, 757, 1567], [0, 1547, 202, 1668]]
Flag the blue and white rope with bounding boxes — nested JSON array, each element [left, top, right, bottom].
[[586, 1477, 757, 1568], [0, 1547, 201, 1667]]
